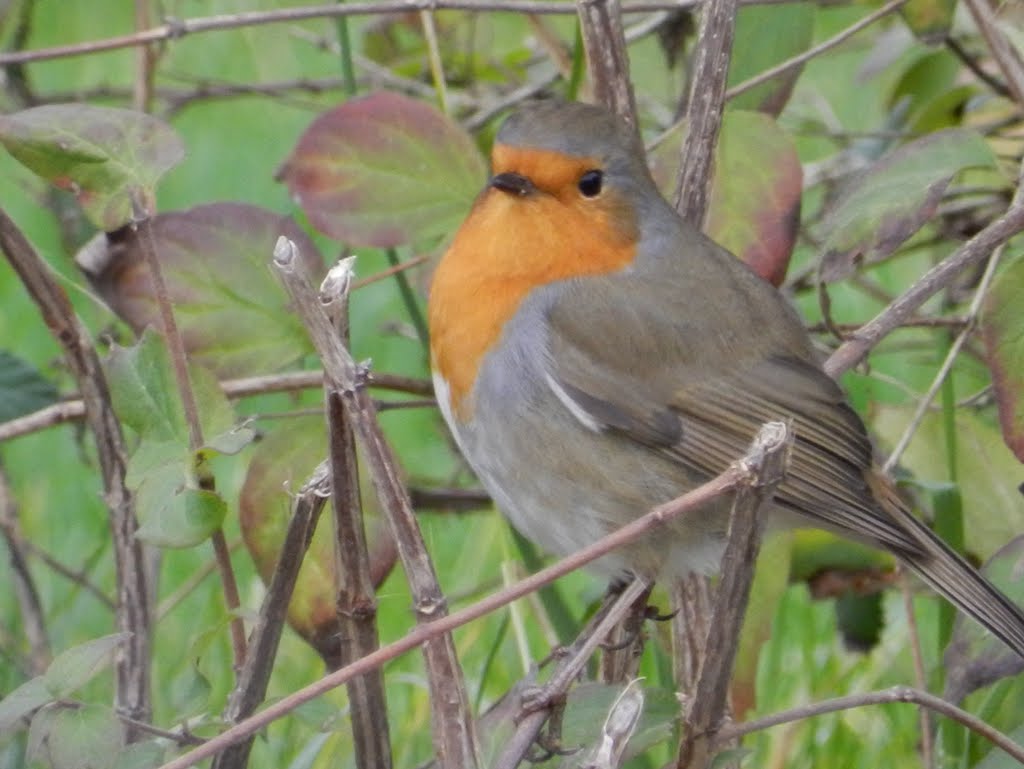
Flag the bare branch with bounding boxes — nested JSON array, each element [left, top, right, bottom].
[[677, 422, 791, 768], [131, 205, 247, 672], [577, 0, 639, 127], [321, 259, 393, 768], [714, 686, 1024, 763], [0, 0, 806, 67], [725, 0, 907, 101], [273, 240, 477, 769], [824, 203, 1024, 378], [673, 0, 739, 227], [0, 465, 51, 674], [213, 466, 332, 769], [0, 206, 152, 737], [0, 370, 433, 443], [962, 0, 1024, 105], [155, 433, 751, 769], [492, 577, 652, 769]]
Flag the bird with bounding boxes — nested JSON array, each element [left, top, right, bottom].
[[427, 99, 1024, 659]]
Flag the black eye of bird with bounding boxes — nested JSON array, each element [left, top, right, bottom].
[[578, 170, 603, 198]]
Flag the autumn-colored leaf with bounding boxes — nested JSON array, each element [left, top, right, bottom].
[[819, 128, 998, 282], [277, 91, 487, 247], [981, 254, 1024, 462], [77, 202, 324, 378], [650, 110, 802, 286], [0, 104, 184, 231], [239, 416, 397, 664]]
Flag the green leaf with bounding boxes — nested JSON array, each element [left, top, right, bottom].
[[105, 330, 189, 444], [105, 331, 236, 547], [240, 416, 396, 659], [981, 254, 1024, 462], [728, 2, 814, 115], [0, 104, 184, 230], [277, 91, 487, 247], [0, 677, 51, 733], [105, 329, 238, 446], [888, 51, 966, 133], [43, 633, 129, 699], [650, 111, 802, 286], [77, 203, 324, 378], [820, 128, 999, 282], [134, 467, 227, 548], [873, 405, 1024, 558], [0, 351, 58, 422], [27, 703, 123, 769], [113, 741, 167, 769], [789, 529, 894, 581]]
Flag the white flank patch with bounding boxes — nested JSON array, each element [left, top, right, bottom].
[[544, 372, 604, 433]]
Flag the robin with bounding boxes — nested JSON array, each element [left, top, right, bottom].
[[427, 100, 1024, 658]]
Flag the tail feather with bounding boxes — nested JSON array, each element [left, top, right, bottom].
[[880, 487, 1024, 661]]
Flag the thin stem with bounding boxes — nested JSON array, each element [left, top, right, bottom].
[[714, 686, 1024, 762], [333, 2, 358, 96], [0, 0, 797, 67], [156, 458, 748, 769], [420, 11, 450, 115], [725, 0, 907, 101], [0, 370, 433, 443], [824, 204, 1024, 378], [132, 204, 247, 670], [385, 249, 429, 346], [211, 529, 247, 672]]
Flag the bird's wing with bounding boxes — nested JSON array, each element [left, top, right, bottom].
[[543, 276, 925, 556]]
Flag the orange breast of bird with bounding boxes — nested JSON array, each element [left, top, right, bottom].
[[428, 145, 639, 423]]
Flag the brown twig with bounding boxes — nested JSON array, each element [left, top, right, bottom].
[[0, 464, 51, 674], [408, 486, 492, 513], [0, 206, 152, 736], [577, 0, 639, 128], [725, 0, 907, 102], [0, 370, 432, 445], [156, 539, 243, 621], [321, 259, 393, 768], [131, 206, 248, 672], [598, 583, 653, 684], [0, 0, 799, 67], [944, 36, 1012, 99], [132, 0, 158, 112], [672, 0, 739, 227], [6, 529, 115, 611], [491, 577, 652, 769], [961, 0, 1024, 106], [273, 238, 478, 769], [713, 686, 1024, 762], [155, 450, 751, 769], [824, 204, 1024, 378], [671, 574, 713, 693], [213, 466, 332, 769], [899, 573, 934, 769], [676, 422, 791, 768]]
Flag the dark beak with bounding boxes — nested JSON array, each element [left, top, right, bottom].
[[490, 172, 535, 197]]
